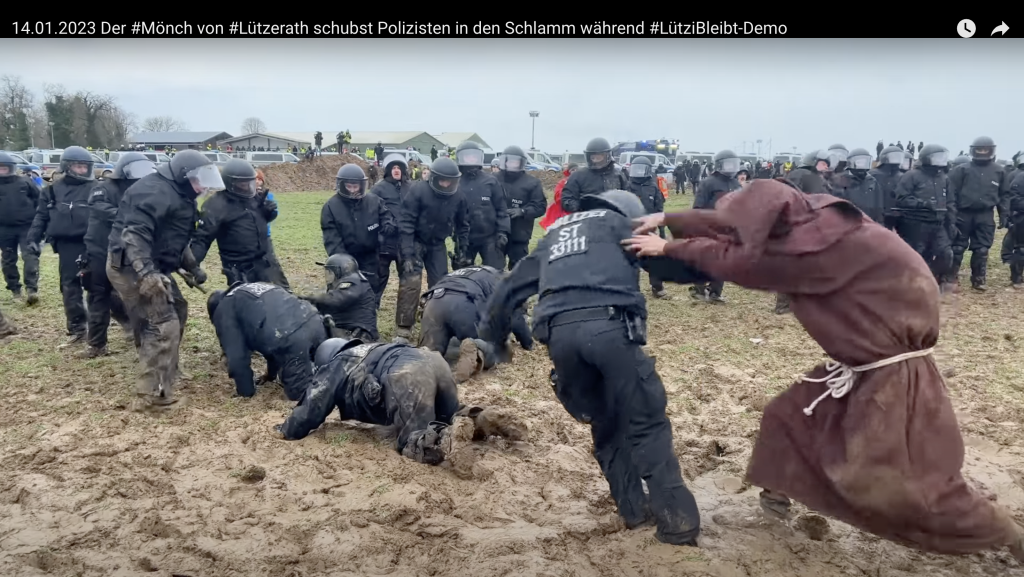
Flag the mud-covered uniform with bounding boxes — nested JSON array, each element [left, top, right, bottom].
[[0, 174, 40, 296], [300, 270, 379, 342]]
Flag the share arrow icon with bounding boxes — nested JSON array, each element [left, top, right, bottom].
[[992, 21, 1009, 35]]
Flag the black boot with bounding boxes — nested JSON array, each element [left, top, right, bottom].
[[1011, 263, 1024, 288]]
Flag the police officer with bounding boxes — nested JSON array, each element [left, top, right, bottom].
[[299, 253, 378, 342], [207, 282, 327, 401], [625, 156, 671, 299], [189, 159, 278, 286], [369, 154, 408, 304], [687, 159, 702, 192], [321, 163, 396, 298], [895, 144, 955, 288], [900, 151, 912, 174], [947, 136, 1008, 291], [490, 158, 500, 173], [478, 190, 705, 546], [560, 137, 627, 213], [418, 264, 531, 382], [454, 141, 510, 269], [1002, 162, 1024, 288], [494, 145, 546, 270], [80, 152, 156, 358], [107, 150, 223, 412], [0, 152, 41, 305], [27, 146, 96, 345], [786, 150, 831, 194], [693, 150, 742, 304], [827, 143, 849, 177], [831, 148, 884, 224], [672, 162, 686, 194], [395, 157, 470, 341], [870, 146, 905, 231]]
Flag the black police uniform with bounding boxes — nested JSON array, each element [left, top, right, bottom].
[[459, 167, 510, 269], [370, 158, 409, 302], [786, 167, 829, 194], [321, 190, 395, 295], [626, 174, 668, 294], [1000, 170, 1024, 285], [209, 282, 326, 401], [419, 265, 531, 354], [190, 190, 276, 285], [396, 180, 470, 330], [693, 173, 741, 299], [0, 173, 40, 296], [495, 170, 546, 270], [894, 167, 955, 283], [279, 341, 460, 465], [831, 171, 885, 224], [301, 270, 379, 342], [27, 175, 94, 337], [82, 178, 132, 349], [947, 160, 1007, 286], [687, 162, 702, 190], [672, 164, 687, 193], [478, 202, 705, 546], [560, 166, 627, 213], [869, 165, 902, 230]]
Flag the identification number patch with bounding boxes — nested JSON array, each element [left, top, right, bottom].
[[548, 223, 587, 262], [451, 266, 479, 276], [229, 282, 277, 297]]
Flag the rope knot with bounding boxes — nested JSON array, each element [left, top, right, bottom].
[[801, 348, 935, 417]]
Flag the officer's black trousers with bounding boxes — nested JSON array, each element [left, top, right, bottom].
[[396, 243, 448, 329], [257, 316, 325, 401], [419, 293, 532, 353], [84, 255, 131, 349], [898, 219, 952, 283], [546, 318, 699, 545], [376, 252, 400, 307], [1001, 214, 1024, 284], [951, 208, 995, 283], [54, 239, 88, 336], [264, 238, 291, 290], [0, 225, 38, 293], [466, 240, 505, 269], [350, 251, 380, 299], [505, 241, 530, 271]]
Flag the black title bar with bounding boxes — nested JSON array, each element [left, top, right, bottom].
[[6, 17, 1019, 38]]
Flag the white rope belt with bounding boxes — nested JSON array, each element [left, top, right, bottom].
[[802, 347, 935, 416]]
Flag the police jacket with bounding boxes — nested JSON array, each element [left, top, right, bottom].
[[560, 166, 627, 213], [672, 165, 686, 181], [831, 171, 885, 224], [694, 173, 741, 210], [370, 176, 407, 254], [687, 164, 702, 182], [0, 176, 40, 228], [422, 265, 499, 308], [84, 178, 130, 259], [895, 168, 954, 223], [320, 192, 394, 259], [496, 171, 546, 243], [1008, 171, 1024, 215], [948, 160, 1007, 214], [627, 178, 665, 214], [27, 177, 94, 243], [212, 282, 325, 399], [398, 181, 470, 258], [785, 168, 828, 194], [190, 190, 273, 266], [869, 166, 901, 217], [458, 168, 510, 243], [303, 271, 379, 341], [478, 209, 707, 345], [108, 172, 198, 276]]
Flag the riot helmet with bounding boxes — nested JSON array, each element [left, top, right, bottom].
[[919, 144, 949, 168], [628, 155, 653, 179], [846, 148, 873, 173], [382, 153, 408, 181], [713, 149, 741, 177], [157, 149, 224, 195], [798, 151, 818, 169], [221, 159, 258, 198], [969, 136, 995, 163], [899, 152, 912, 172], [584, 137, 613, 170], [111, 151, 156, 180], [314, 337, 364, 368], [0, 152, 17, 184], [335, 163, 368, 199], [499, 145, 527, 172], [952, 154, 971, 167], [490, 158, 500, 171], [455, 141, 485, 167], [579, 189, 646, 220], [736, 162, 752, 182], [878, 145, 904, 166], [60, 146, 95, 183], [812, 150, 831, 172], [827, 144, 848, 171], [996, 159, 1010, 167], [429, 157, 461, 196], [318, 253, 359, 288], [1016, 153, 1024, 168]]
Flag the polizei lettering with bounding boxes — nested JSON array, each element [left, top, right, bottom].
[[548, 210, 606, 230]]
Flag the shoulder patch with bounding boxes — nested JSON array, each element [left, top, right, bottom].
[[337, 282, 353, 289]]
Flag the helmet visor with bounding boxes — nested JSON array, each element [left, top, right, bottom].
[[499, 154, 525, 172], [0, 164, 12, 176], [882, 151, 904, 165], [899, 156, 911, 170], [123, 159, 156, 180], [325, 267, 337, 287], [971, 146, 994, 160], [65, 160, 95, 181], [716, 158, 740, 175], [430, 174, 460, 195], [628, 163, 651, 178], [337, 178, 366, 199], [848, 155, 872, 170], [925, 150, 949, 167], [587, 151, 610, 169], [230, 178, 258, 198], [455, 148, 484, 166], [186, 164, 225, 193]]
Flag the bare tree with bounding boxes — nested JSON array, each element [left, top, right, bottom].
[[76, 91, 113, 146], [240, 117, 267, 134], [106, 106, 137, 144], [0, 76, 36, 149], [140, 115, 188, 132]]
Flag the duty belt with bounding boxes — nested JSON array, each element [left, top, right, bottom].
[[548, 306, 624, 328]]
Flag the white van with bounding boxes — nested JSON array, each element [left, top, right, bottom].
[[232, 151, 300, 167]]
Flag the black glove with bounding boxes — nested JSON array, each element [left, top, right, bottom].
[[382, 223, 396, 237], [496, 233, 508, 251], [191, 267, 207, 285], [402, 258, 416, 276], [263, 200, 278, 215], [27, 242, 40, 256], [508, 208, 525, 218], [999, 216, 1009, 230]]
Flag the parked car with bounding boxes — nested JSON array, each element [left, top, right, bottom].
[[201, 151, 233, 166], [27, 149, 64, 180], [0, 151, 42, 176], [525, 149, 560, 171], [380, 148, 432, 166], [230, 151, 300, 167], [90, 153, 115, 178]]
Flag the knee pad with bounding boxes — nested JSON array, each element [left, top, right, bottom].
[[973, 247, 989, 259]]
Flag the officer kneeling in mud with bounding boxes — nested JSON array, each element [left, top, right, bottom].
[[478, 190, 707, 546], [298, 253, 379, 342], [276, 337, 526, 465], [418, 264, 532, 383], [207, 282, 327, 401]]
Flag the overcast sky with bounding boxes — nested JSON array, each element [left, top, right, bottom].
[[3, 38, 1022, 157]]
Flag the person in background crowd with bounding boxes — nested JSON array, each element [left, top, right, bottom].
[[255, 170, 290, 290], [0, 153, 41, 305], [540, 163, 578, 230]]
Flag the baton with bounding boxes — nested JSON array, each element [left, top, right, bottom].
[[176, 268, 207, 293]]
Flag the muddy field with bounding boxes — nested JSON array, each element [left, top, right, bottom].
[[1, 191, 1023, 577]]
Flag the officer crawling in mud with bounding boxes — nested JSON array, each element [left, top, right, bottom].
[[298, 253, 379, 342], [418, 264, 531, 383], [207, 282, 327, 401], [277, 337, 527, 465]]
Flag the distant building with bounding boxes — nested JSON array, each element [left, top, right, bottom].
[[219, 131, 448, 154], [218, 132, 311, 151], [130, 131, 233, 151], [433, 132, 490, 149]]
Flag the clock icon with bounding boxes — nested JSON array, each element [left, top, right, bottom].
[[958, 19, 975, 37]]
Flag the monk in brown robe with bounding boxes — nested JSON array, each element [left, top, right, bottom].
[[622, 178, 1024, 560]]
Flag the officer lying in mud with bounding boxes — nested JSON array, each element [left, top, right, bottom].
[[298, 253, 379, 342], [418, 264, 531, 383], [207, 282, 327, 401], [277, 337, 528, 464]]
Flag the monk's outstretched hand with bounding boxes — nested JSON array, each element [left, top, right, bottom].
[[621, 233, 667, 257], [632, 213, 665, 235]]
